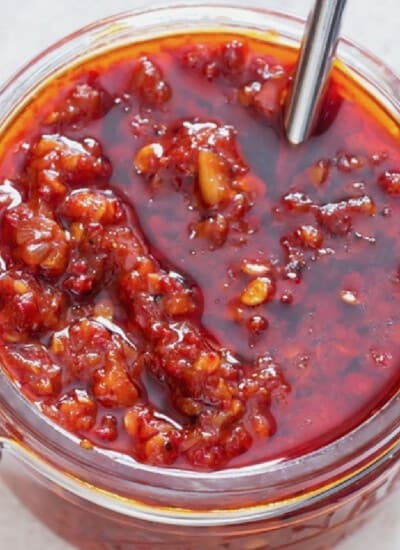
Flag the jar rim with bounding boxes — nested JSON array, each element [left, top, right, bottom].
[[0, 1, 399, 523]]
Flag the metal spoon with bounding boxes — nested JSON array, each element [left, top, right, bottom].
[[284, 0, 348, 145]]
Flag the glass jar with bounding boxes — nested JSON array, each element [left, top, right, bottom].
[[0, 3, 399, 549]]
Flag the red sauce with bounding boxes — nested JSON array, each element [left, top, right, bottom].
[[0, 33, 399, 470]]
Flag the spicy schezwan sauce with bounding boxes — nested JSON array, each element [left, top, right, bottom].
[[0, 33, 398, 470]]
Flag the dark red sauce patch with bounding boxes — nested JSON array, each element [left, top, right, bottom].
[[0, 34, 398, 470]]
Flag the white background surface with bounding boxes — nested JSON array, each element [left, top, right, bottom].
[[0, 1, 399, 548]]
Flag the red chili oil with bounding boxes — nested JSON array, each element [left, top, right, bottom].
[[0, 33, 398, 470]]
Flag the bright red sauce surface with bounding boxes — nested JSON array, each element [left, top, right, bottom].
[[0, 34, 399, 470]]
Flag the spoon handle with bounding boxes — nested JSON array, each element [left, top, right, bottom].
[[284, 0, 347, 145]]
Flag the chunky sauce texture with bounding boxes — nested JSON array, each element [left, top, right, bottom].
[[0, 33, 399, 470]]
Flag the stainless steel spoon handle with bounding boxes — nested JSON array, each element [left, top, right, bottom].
[[284, 0, 347, 145]]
